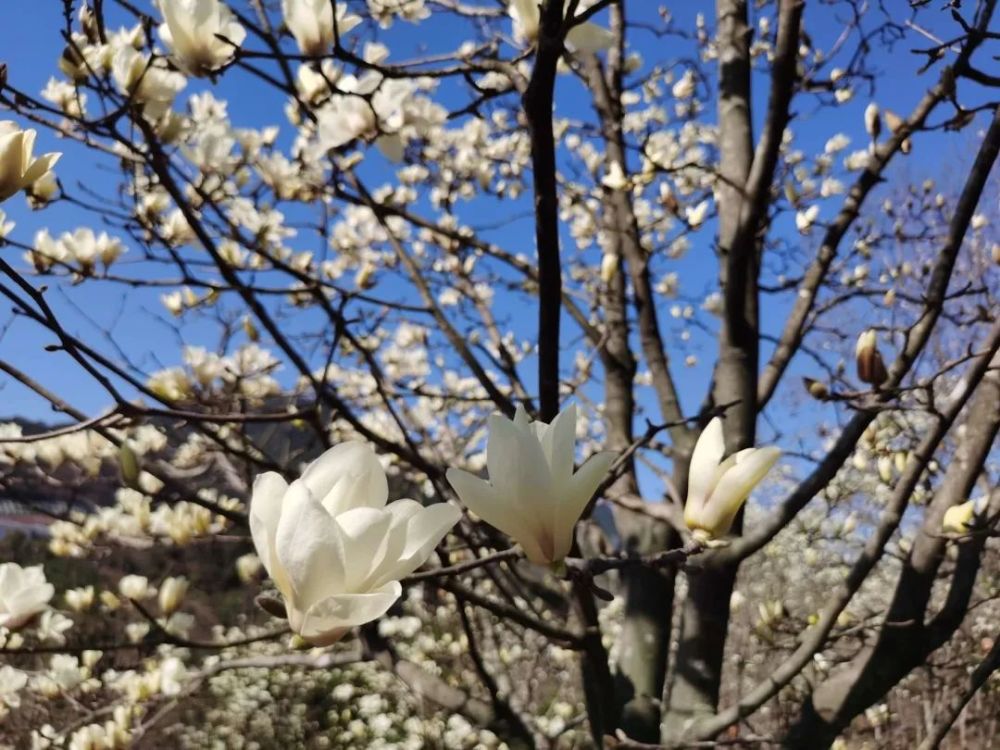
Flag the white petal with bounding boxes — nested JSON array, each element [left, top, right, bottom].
[[447, 467, 544, 562], [552, 451, 615, 561], [274, 481, 345, 608], [540, 403, 576, 481], [687, 417, 726, 511], [486, 412, 550, 506], [376, 134, 405, 162], [334, 507, 393, 590], [249, 471, 287, 579], [299, 581, 402, 640], [300, 441, 388, 515], [566, 22, 615, 53], [376, 503, 461, 585], [701, 446, 781, 536]]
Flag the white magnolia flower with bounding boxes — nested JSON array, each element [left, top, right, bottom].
[[683, 417, 781, 540], [118, 574, 153, 600], [36, 610, 73, 645], [509, 0, 614, 53], [447, 404, 615, 565], [282, 0, 361, 56], [112, 47, 186, 120], [795, 204, 819, 234], [0, 665, 28, 708], [56, 228, 126, 270], [672, 69, 696, 99], [159, 656, 187, 696], [158, 0, 246, 76], [250, 441, 460, 644], [685, 199, 710, 228], [316, 77, 415, 159], [0, 121, 61, 203], [0, 563, 55, 629]]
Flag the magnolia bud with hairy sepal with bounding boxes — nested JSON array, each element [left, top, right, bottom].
[[942, 500, 977, 535], [447, 404, 616, 565], [803, 377, 829, 401], [856, 329, 888, 386], [158, 576, 188, 616], [683, 418, 781, 540]]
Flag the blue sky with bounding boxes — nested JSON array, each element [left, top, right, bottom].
[[0, 1, 987, 428]]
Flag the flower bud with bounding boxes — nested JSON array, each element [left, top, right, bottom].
[[803, 377, 829, 400], [877, 455, 893, 483], [236, 553, 263, 583], [855, 329, 888, 386], [118, 442, 141, 489], [942, 499, 977, 535], [600, 253, 619, 284], [683, 418, 781, 540], [158, 576, 188, 616], [118, 574, 151, 601]]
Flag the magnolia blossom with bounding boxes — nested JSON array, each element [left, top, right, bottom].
[[509, 0, 615, 53], [250, 441, 460, 644], [795, 204, 820, 234], [112, 47, 186, 120], [447, 404, 615, 565], [282, 0, 361, 56], [0, 563, 55, 629], [0, 121, 61, 203], [158, 0, 246, 76], [316, 77, 416, 161], [56, 227, 126, 270], [683, 417, 781, 540]]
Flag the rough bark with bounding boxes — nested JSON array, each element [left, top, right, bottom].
[[585, 3, 689, 736], [662, 0, 756, 737]]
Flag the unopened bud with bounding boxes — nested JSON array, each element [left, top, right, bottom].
[[118, 442, 141, 488], [242, 316, 260, 342], [600, 253, 619, 284], [864, 102, 881, 141], [237, 553, 263, 583], [803, 377, 829, 400], [877, 455, 893, 483], [942, 499, 976, 536], [158, 576, 188, 616], [855, 329, 888, 386]]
